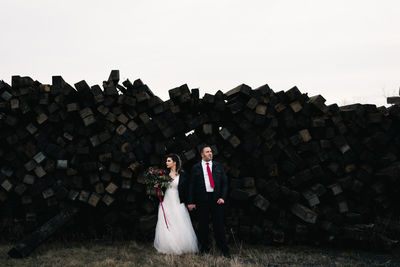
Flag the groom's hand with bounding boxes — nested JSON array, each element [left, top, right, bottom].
[[217, 198, 224, 204], [188, 204, 196, 211]]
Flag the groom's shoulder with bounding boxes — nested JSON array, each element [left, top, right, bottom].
[[213, 161, 222, 167], [213, 161, 226, 171], [191, 162, 201, 170]]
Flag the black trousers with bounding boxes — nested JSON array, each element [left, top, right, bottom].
[[196, 192, 228, 253]]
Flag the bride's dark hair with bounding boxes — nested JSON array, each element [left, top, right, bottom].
[[165, 153, 182, 173]]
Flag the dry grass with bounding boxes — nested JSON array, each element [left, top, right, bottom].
[[0, 240, 398, 267]]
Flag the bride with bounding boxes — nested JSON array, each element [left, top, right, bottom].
[[154, 153, 198, 254]]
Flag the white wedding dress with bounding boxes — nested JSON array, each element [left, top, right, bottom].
[[154, 175, 199, 254]]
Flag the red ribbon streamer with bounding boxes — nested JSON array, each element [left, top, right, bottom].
[[157, 186, 169, 230]]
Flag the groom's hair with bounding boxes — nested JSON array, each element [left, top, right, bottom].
[[199, 144, 212, 154]]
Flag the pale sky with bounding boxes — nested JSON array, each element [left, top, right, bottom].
[[1, 0, 399, 106]]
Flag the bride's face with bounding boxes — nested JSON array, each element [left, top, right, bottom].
[[166, 157, 176, 169]]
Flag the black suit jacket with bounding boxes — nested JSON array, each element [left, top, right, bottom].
[[161, 170, 188, 204], [188, 161, 228, 204]]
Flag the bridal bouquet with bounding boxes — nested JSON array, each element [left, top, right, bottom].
[[144, 167, 172, 196], [144, 167, 172, 230]]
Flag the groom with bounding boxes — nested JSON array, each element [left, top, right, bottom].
[[187, 145, 230, 258]]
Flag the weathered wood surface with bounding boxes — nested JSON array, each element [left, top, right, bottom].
[[1, 71, 400, 251]]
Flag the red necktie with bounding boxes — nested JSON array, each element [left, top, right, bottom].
[[206, 162, 215, 188]]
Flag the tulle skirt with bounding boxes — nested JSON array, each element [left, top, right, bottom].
[[154, 187, 198, 254]]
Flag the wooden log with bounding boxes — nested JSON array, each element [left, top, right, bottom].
[[42, 188, 55, 199], [74, 80, 91, 94], [26, 123, 38, 135], [255, 104, 267, 115], [387, 96, 400, 105], [24, 160, 36, 172], [68, 190, 79, 201], [202, 123, 213, 135], [10, 98, 19, 109], [242, 177, 255, 188], [266, 228, 284, 243], [103, 81, 118, 96], [376, 161, 400, 179], [51, 76, 73, 95], [229, 135, 241, 148], [121, 179, 132, 189], [299, 129, 312, 142], [289, 134, 303, 146], [1, 90, 13, 101], [224, 84, 252, 100], [8, 208, 78, 258], [302, 190, 320, 207], [333, 135, 351, 154], [230, 189, 249, 200], [91, 85, 104, 103], [274, 103, 286, 113], [34, 165, 46, 178], [337, 196, 349, 213], [12, 75, 34, 89], [290, 101, 302, 113], [88, 193, 101, 207], [254, 84, 272, 96], [79, 190, 90, 202], [310, 183, 327, 196], [285, 86, 302, 101], [102, 194, 115, 206], [307, 95, 328, 113], [108, 70, 120, 85], [183, 149, 196, 161], [89, 135, 101, 147], [36, 113, 48, 125], [1, 179, 13, 192], [23, 174, 35, 185], [253, 194, 270, 211], [168, 84, 190, 99], [227, 101, 243, 114], [246, 97, 258, 110], [21, 195, 32, 205], [219, 127, 231, 140], [105, 182, 118, 194], [291, 203, 318, 224]]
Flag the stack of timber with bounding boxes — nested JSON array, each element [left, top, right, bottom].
[[1, 71, 399, 255]]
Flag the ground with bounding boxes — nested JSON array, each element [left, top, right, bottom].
[[1, 240, 399, 267]]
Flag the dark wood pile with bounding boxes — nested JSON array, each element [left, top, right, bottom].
[[1, 71, 400, 256]]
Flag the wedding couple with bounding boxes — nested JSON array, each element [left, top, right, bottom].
[[153, 145, 231, 258]]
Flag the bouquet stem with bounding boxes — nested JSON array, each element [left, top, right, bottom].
[[157, 186, 169, 231]]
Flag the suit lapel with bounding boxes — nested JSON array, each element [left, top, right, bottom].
[[211, 161, 218, 185], [197, 162, 207, 190], [198, 162, 204, 177], [211, 161, 216, 179]]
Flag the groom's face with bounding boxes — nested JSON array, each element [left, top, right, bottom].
[[201, 147, 213, 161]]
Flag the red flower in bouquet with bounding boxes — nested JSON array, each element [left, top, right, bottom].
[[144, 167, 172, 195]]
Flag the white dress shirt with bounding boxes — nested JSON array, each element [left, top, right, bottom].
[[201, 160, 214, 192]]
